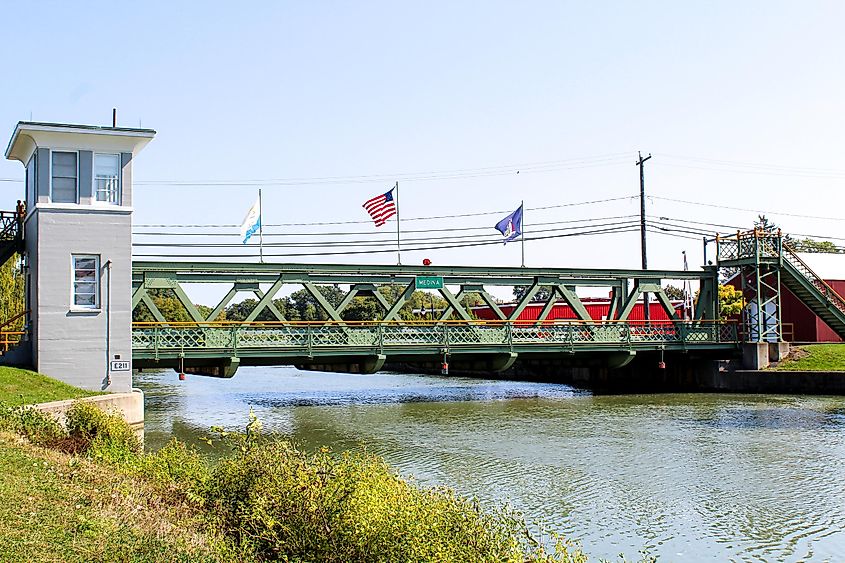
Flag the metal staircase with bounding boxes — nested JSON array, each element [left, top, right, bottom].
[[717, 230, 845, 341], [0, 204, 23, 267], [780, 245, 845, 338], [0, 203, 27, 363]]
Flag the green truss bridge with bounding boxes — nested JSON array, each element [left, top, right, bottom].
[[131, 261, 737, 377]]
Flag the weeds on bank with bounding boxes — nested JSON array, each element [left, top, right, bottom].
[[0, 401, 659, 562]]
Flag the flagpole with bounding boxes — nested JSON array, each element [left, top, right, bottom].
[[258, 188, 264, 264], [395, 181, 401, 265], [520, 200, 525, 268]]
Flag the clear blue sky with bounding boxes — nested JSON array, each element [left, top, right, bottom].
[[2, 1, 845, 277]]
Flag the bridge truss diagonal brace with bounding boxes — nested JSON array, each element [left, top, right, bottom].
[[169, 284, 207, 324], [253, 288, 286, 321], [132, 285, 166, 323], [616, 280, 680, 323], [508, 281, 541, 321], [206, 287, 238, 322], [607, 281, 627, 321], [303, 282, 343, 322], [438, 286, 473, 321], [533, 284, 592, 324], [244, 277, 285, 322], [477, 289, 507, 320], [383, 282, 416, 321], [554, 284, 592, 321]]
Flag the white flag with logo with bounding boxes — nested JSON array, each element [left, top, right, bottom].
[[240, 196, 261, 244]]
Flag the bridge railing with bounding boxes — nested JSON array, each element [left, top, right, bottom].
[[132, 319, 737, 356], [716, 229, 783, 262]]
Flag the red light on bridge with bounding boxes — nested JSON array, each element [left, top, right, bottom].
[[423, 258, 432, 266]]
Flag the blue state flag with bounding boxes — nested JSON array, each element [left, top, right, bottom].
[[240, 196, 261, 244], [494, 204, 523, 244]]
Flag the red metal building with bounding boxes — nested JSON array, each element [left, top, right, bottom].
[[471, 298, 685, 322]]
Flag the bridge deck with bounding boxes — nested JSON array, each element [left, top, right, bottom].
[[133, 320, 738, 364]]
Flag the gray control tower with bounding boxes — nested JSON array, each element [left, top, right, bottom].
[[5, 122, 155, 391]]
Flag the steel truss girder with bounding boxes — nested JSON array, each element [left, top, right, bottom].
[[132, 262, 720, 331]]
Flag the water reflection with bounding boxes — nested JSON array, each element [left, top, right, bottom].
[[136, 367, 845, 561]]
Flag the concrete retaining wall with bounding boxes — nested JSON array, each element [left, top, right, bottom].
[[700, 370, 845, 395], [33, 389, 144, 436]]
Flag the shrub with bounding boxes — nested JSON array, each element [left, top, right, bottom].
[[65, 401, 142, 464], [139, 438, 211, 505], [206, 438, 584, 562], [0, 401, 66, 446]]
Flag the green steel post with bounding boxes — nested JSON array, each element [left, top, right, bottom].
[[153, 325, 159, 361], [307, 325, 313, 358], [506, 322, 513, 350]]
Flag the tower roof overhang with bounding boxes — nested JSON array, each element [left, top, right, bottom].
[[5, 121, 156, 164]]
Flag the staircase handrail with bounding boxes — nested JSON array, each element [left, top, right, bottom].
[[0, 202, 24, 242], [0, 310, 27, 331], [781, 243, 845, 314]]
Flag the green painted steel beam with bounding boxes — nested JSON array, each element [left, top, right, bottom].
[[477, 290, 507, 320], [555, 285, 593, 321], [131, 261, 708, 281], [244, 277, 284, 322], [508, 282, 541, 320], [438, 286, 473, 321], [382, 282, 415, 321], [303, 282, 343, 322], [206, 287, 238, 322]]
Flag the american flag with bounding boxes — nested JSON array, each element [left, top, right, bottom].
[[362, 188, 397, 227]]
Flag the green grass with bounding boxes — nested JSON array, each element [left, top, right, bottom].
[[0, 433, 236, 562], [774, 344, 845, 371], [0, 367, 101, 406]]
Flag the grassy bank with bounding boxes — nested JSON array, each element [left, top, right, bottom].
[[0, 432, 234, 562], [0, 384, 603, 562], [774, 344, 845, 371], [0, 366, 101, 406]]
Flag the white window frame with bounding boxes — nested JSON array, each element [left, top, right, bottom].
[[93, 152, 121, 205], [71, 254, 100, 310], [50, 149, 79, 204]]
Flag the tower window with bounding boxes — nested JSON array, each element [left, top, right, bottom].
[[51, 151, 78, 204], [94, 153, 121, 205], [72, 255, 100, 308]]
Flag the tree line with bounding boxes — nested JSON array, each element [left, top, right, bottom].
[[132, 286, 480, 323]]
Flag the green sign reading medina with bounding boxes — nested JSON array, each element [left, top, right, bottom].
[[415, 275, 444, 290]]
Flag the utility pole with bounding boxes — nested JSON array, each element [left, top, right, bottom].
[[637, 151, 652, 320]]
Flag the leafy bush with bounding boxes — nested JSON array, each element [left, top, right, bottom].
[[65, 401, 142, 463], [0, 402, 66, 446], [206, 438, 584, 562], [139, 438, 211, 505]]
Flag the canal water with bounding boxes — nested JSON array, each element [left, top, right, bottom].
[[136, 367, 845, 562]]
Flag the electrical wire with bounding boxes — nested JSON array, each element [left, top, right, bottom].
[[132, 220, 643, 249], [657, 154, 845, 179], [650, 195, 845, 222], [132, 224, 641, 259], [133, 195, 638, 228], [133, 214, 642, 237]]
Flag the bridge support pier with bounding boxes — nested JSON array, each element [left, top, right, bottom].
[[741, 342, 790, 370]]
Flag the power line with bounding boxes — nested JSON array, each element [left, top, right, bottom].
[[657, 154, 845, 179], [133, 214, 641, 237], [650, 195, 845, 222], [132, 224, 641, 259], [132, 220, 642, 249], [133, 195, 638, 228]]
